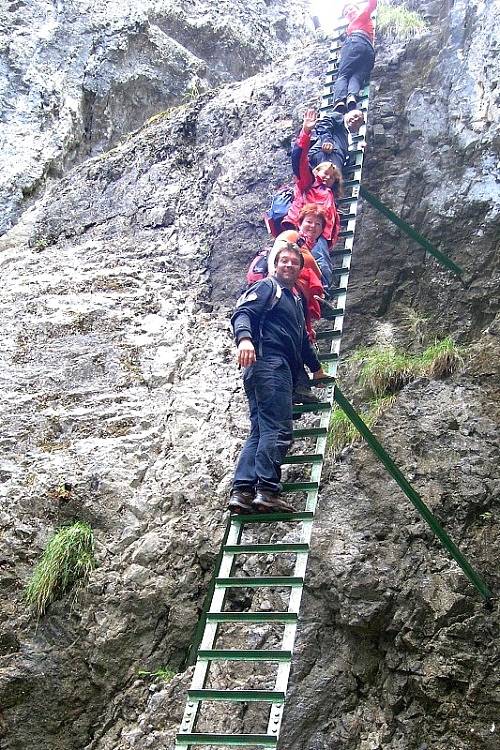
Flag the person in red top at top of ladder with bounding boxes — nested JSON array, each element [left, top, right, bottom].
[[332, 0, 377, 114]]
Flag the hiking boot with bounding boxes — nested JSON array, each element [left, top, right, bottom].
[[228, 489, 255, 514], [293, 386, 320, 405], [333, 99, 347, 113], [346, 95, 358, 111], [253, 490, 296, 514]]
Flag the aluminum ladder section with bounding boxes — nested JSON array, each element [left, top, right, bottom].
[[175, 21, 372, 750]]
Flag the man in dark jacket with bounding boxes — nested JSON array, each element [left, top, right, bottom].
[[229, 244, 326, 515], [308, 109, 365, 172]]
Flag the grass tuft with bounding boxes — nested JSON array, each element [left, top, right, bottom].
[[329, 336, 465, 456], [377, 2, 429, 41], [328, 408, 359, 455], [25, 521, 96, 616], [350, 346, 415, 398], [138, 666, 176, 683], [328, 395, 395, 455], [417, 337, 465, 379], [349, 338, 465, 400]]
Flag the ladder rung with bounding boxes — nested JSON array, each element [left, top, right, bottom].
[[282, 481, 319, 492], [310, 375, 336, 385], [292, 401, 331, 414], [292, 426, 328, 438], [338, 196, 358, 206], [224, 542, 309, 554], [231, 510, 314, 524], [343, 178, 361, 188], [328, 286, 348, 296], [188, 689, 286, 703], [319, 351, 341, 362], [331, 265, 350, 273], [339, 229, 354, 238], [324, 89, 369, 102], [197, 649, 293, 662], [215, 576, 303, 588], [282, 453, 323, 465], [318, 309, 344, 320], [176, 733, 277, 747], [315, 329, 342, 340], [206, 611, 298, 623], [331, 249, 352, 258]]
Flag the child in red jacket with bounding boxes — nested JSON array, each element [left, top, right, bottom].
[[283, 109, 342, 249], [281, 110, 342, 288], [332, 0, 377, 113]]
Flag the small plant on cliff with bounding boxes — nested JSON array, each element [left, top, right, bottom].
[[417, 337, 465, 379], [328, 395, 395, 455], [377, 2, 429, 41], [349, 338, 466, 401], [138, 666, 176, 683], [351, 345, 415, 398], [25, 521, 96, 616]]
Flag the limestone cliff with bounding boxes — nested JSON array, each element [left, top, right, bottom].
[[0, 0, 311, 233], [0, 1, 498, 749]]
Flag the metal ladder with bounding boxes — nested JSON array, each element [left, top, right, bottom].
[[175, 20, 372, 749]]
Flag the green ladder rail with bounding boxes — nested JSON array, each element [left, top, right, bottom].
[[359, 186, 464, 276], [175, 18, 374, 748], [334, 385, 493, 603]]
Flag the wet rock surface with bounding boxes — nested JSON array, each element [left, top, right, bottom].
[[0, 0, 499, 749], [0, 0, 311, 234]]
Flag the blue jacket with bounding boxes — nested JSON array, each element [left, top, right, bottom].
[[231, 278, 321, 379], [308, 113, 349, 172]]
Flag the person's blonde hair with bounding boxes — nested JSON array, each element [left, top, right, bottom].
[[312, 161, 344, 197]]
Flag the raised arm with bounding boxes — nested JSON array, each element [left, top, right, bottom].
[[357, 0, 377, 23], [291, 109, 318, 190]]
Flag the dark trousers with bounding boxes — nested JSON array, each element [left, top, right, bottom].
[[333, 34, 375, 103], [232, 355, 293, 494], [311, 236, 333, 286]]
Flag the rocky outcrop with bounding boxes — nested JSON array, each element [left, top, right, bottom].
[[0, 1, 498, 749], [0, 0, 312, 234]]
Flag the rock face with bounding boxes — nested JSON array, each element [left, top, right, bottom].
[[0, 1, 499, 749], [0, 0, 311, 234]]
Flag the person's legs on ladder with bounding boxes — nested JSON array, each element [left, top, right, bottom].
[[346, 37, 375, 110], [230, 367, 260, 513], [332, 36, 358, 112], [250, 356, 295, 513], [311, 236, 334, 287]]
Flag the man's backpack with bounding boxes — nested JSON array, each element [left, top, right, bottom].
[[246, 248, 270, 285], [264, 183, 294, 237]]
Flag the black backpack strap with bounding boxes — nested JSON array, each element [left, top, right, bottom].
[[258, 277, 282, 358]]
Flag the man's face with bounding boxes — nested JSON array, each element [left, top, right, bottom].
[[345, 109, 364, 133], [314, 163, 335, 188], [344, 4, 359, 22], [275, 249, 302, 288], [299, 214, 323, 243]]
